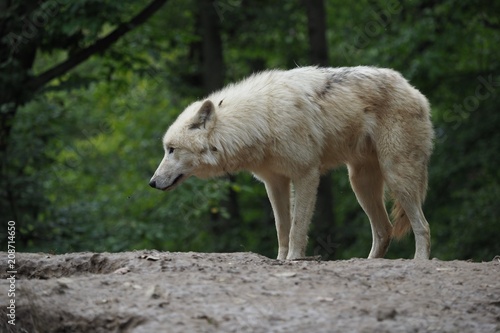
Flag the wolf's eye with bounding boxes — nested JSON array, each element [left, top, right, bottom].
[[168, 147, 175, 154]]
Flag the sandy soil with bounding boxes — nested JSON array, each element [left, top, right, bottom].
[[1, 251, 499, 333]]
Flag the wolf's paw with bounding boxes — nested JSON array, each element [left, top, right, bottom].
[[285, 250, 306, 260], [277, 248, 288, 261]]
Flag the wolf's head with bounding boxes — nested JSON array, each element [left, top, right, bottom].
[[149, 100, 220, 191]]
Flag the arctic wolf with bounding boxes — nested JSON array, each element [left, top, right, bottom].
[[150, 66, 434, 260]]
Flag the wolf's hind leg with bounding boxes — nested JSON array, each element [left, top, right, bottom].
[[392, 195, 431, 259], [287, 168, 320, 260], [261, 173, 292, 260], [348, 157, 392, 258], [381, 158, 431, 259]]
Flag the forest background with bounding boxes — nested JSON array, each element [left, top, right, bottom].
[[1, 0, 499, 261]]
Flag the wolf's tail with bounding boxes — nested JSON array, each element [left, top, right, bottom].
[[391, 200, 412, 239]]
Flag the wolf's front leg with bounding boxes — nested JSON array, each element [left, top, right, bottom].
[[287, 169, 320, 260], [262, 174, 292, 260]]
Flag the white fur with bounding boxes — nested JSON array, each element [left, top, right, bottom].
[[150, 66, 434, 260]]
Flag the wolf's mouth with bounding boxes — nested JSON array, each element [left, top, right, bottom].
[[165, 174, 184, 190]]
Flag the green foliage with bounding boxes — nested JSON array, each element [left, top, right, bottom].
[[1, 0, 499, 261]]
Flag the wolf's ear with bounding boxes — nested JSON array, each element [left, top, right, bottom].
[[189, 100, 216, 130]]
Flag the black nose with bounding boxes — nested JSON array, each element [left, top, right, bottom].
[[149, 180, 156, 188]]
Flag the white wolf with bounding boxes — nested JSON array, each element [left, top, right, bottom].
[[150, 66, 434, 260]]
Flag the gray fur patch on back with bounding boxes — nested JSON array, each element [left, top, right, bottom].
[[317, 68, 354, 98], [330, 67, 356, 84], [317, 75, 334, 98]]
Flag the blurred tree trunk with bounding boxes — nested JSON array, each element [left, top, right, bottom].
[[200, 0, 224, 94], [304, 0, 329, 67], [199, 0, 242, 231], [303, 0, 336, 255]]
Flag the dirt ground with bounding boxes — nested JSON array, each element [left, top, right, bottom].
[[1, 251, 499, 333]]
